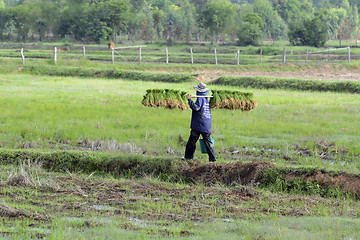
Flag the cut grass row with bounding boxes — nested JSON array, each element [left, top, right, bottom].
[[22, 65, 198, 83], [0, 149, 358, 200], [213, 75, 360, 94], [3, 64, 360, 94]]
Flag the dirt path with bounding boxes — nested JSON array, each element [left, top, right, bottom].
[[195, 65, 360, 82]]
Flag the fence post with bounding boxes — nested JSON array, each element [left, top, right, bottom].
[[282, 47, 286, 63], [111, 48, 114, 64], [347, 46, 350, 63], [306, 48, 308, 64], [260, 47, 262, 63], [190, 47, 193, 64], [82, 46, 86, 59], [166, 47, 168, 64], [21, 48, 25, 65], [54, 47, 57, 64], [328, 48, 330, 62], [237, 49, 240, 65], [214, 48, 218, 65], [139, 46, 142, 64]]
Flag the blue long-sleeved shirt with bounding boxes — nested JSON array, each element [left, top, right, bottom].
[[188, 91, 212, 133]]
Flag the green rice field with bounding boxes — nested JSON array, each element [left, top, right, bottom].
[[0, 43, 360, 239]]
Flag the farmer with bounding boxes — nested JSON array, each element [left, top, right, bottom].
[[183, 82, 216, 162]]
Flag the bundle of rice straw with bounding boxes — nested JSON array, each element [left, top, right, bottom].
[[142, 89, 257, 111], [142, 89, 189, 110], [209, 90, 257, 111]]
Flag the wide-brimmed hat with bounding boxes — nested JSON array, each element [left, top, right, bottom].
[[193, 82, 209, 93]]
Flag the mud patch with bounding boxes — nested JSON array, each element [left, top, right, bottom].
[[0, 202, 50, 220], [180, 161, 276, 186]]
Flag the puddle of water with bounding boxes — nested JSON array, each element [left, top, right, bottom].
[[28, 227, 51, 235], [321, 159, 354, 166], [127, 216, 148, 228], [91, 205, 117, 211], [62, 216, 82, 222]]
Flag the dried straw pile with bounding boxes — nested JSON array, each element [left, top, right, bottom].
[[142, 89, 189, 110], [210, 90, 257, 111]]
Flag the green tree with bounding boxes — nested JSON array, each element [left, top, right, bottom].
[[337, 0, 359, 46], [101, 0, 130, 41], [162, 0, 196, 42], [253, 0, 287, 42], [199, 0, 235, 43], [135, 2, 155, 42], [237, 12, 264, 45], [27, 0, 59, 41], [288, 17, 328, 47], [0, 6, 11, 39], [152, 6, 164, 39], [179, 0, 196, 42], [83, 4, 112, 43], [57, 0, 87, 40], [275, 0, 313, 24], [8, 3, 35, 41], [315, 8, 346, 40]]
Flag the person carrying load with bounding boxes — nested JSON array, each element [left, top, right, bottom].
[[182, 82, 216, 162]]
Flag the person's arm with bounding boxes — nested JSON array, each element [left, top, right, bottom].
[[187, 94, 201, 111]]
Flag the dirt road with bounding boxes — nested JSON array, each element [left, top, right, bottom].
[[196, 65, 360, 82]]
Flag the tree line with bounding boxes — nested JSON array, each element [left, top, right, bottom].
[[0, 0, 359, 47]]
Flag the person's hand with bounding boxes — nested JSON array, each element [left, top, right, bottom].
[[186, 94, 192, 100]]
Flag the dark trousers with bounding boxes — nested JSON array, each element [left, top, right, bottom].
[[185, 129, 216, 161]]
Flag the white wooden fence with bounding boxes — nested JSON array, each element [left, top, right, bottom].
[[16, 46, 353, 65]]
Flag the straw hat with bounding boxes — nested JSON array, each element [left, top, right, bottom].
[[193, 82, 209, 92]]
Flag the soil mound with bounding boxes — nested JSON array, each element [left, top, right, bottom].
[[179, 161, 360, 197], [0, 202, 50, 220], [284, 170, 360, 196], [180, 161, 276, 186]]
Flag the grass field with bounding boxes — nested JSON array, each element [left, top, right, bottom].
[[0, 42, 360, 239]]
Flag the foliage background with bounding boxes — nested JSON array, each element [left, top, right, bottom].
[[0, 0, 359, 47]]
